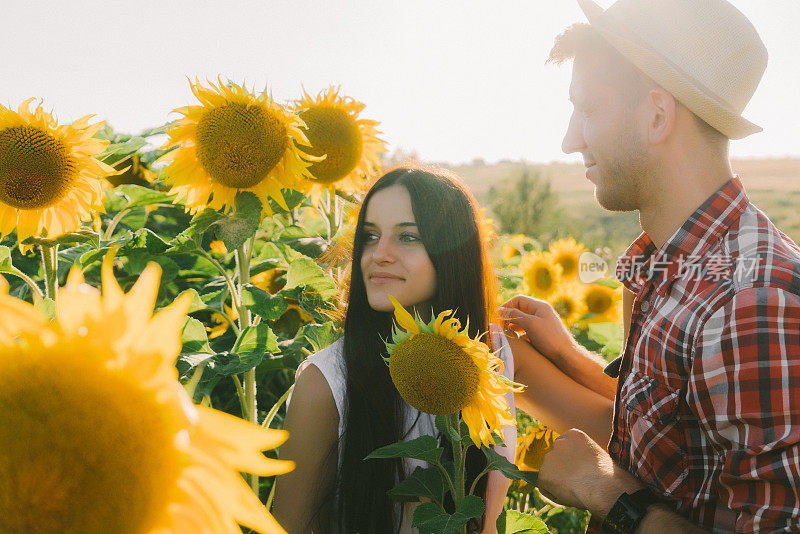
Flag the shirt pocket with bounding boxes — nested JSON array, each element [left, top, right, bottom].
[[621, 370, 688, 498]]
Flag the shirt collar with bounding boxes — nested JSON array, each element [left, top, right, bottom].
[[615, 176, 749, 296]]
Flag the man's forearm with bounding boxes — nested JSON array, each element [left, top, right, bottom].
[[511, 337, 614, 445], [557, 342, 618, 400]]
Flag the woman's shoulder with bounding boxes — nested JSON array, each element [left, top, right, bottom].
[[292, 338, 347, 423], [302, 337, 345, 368]]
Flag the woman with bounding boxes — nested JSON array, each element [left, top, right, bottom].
[[273, 166, 516, 533]]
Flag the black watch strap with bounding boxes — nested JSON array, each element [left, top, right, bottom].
[[601, 489, 660, 534]]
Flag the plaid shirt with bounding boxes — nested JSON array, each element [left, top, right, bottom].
[[604, 177, 800, 532]]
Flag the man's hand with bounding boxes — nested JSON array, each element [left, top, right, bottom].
[[499, 295, 576, 363], [539, 429, 641, 517], [501, 295, 618, 400]]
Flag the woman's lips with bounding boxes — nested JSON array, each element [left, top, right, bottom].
[[369, 275, 404, 285]]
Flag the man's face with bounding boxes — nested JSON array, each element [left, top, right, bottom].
[[562, 55, 653, 212]]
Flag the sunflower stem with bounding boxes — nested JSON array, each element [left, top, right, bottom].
[[5, 266, 45, 302], [446, 413, 466, 509], [197, 248, 240, 311], [183, 361, 208, 401], [103, 208, 131, 240], [235, 241, 259, 493], [40, 243, 59, 306], [261, 384, 294, 429]]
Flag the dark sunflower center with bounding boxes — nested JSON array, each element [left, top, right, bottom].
[[299, 106, 363, 184], [536, 267, 553, 289], [0, 125, 78, 210], [553, 297, 574, 318], [195, 103, 287, 189], [558, 256, 577, 277], [388, 333, 479, 415], [586, 290, 612, 314]]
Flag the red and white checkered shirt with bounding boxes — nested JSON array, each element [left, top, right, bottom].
[[605, 177, 800, 532]]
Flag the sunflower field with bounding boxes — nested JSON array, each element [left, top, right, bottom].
[[0, 81, 623, 534]]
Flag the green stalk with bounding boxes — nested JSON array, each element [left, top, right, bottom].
[[5, 266, 45, 302], [40, 243, 59, 307], [446, 413, 466, 509], [235, 240, 258, 492]]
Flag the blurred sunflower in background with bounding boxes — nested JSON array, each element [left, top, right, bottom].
[[0, 99, 114, 243], [520, 251, 562, 299], [581, 282, 622, 324], [0, 256, 293, 534], [292, 86, 386, 203], [501, 234, 527, 263], [160, 78, 313, 217], [547, 283, 587, 327], [514, 426, 558, 493], [385, 296, 524, 449], [548, 237, 585, 281]]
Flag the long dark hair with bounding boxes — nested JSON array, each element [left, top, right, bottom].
[[334, 165, 497, 533]]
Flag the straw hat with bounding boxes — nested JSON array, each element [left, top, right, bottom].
[[577, 0, 767, 139]]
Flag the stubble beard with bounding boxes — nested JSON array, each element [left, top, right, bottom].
[[593, 135, 653, 213]]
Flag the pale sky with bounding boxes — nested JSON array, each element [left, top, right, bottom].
[[3, 0, 798, 164]]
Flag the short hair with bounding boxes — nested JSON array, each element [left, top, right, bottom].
[[548, 23, 652, 105], [549, 23, 729, 145]]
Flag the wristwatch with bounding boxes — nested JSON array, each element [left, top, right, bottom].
[[601, 488, 661, 534]]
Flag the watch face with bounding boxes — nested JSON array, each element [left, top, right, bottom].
[[602, 493, 647, 534]]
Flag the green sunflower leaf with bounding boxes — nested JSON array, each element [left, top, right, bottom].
[[480, 447, 539, 486], [233, 324, 279, 355], [120, 228, 170, 255], [284, 257, 338, 299], [496, 510, 549, 534], [104, 184, 175, 211], [387, 466, 448, 504], [0, 245, 12, 271], [241, 284, 288, 321], [411, 495, 485, 534], [214, 192, 262, 251], [365, 435, 443, 465], [181, 317, 213, 354], [176, 288, 208, 314]]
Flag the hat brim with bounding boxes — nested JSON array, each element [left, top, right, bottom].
[[578, 0, 762, 139]]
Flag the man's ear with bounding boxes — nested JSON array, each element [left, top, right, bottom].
[[646, 88, 676, 144]]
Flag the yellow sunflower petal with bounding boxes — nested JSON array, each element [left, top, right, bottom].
[[389, 294, 419, 334]]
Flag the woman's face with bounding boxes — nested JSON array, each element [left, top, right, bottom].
[[360, 184, 436, 312]]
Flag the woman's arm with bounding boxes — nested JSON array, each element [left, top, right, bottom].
[[482, 331, 517, 533], [509, 335, 614, 446], [272, 364, 339, 534]]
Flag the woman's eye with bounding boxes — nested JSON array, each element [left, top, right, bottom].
[[399, 232, 421, 243], [363, 232, 379, 243]]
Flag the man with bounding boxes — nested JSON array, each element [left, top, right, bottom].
[[502, 0, 800, 532]]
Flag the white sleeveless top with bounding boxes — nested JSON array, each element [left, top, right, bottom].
[[286, 325, 517, 533]]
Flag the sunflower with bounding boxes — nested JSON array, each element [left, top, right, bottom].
[[0, 255, 293, 534], [520, 251, 562, 299], [501, 234, 526, 263], [160, 78, 313, 217], [547, 283, 587, 327], [292, 86, 386, 203], [548, 238, 586, 281], [581, 282, 622, 324], [516, 426, 558, 473], [0, 99, 114, 243], [385, 295, 524, 449]]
